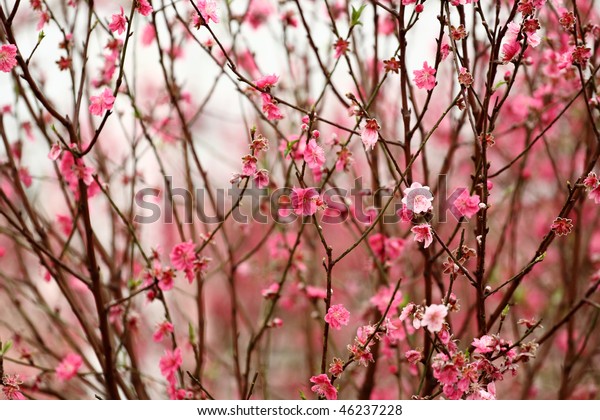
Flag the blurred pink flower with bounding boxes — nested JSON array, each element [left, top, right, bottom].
[[137, 0, 153, 16], [56, 353, 83, 381], [153, 321, 174, 342], [159, 348, 182, 383], [108, 7, 127, 35], [48, 143, 62, 161]]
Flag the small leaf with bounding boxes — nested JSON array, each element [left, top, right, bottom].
[[299, 390, 307, 400], [38, 31, 45, 41], [128, 278, 142, 290], [284, 139, 299, 157], [188, 323, 196, 344], [534, 252, 546, 263], [501, 305, 510, 318], [493, 80, 507, 91], [351, 4, 367, 27], [1, 340, 13, 356]]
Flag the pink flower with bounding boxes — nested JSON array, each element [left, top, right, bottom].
[[413, 61, 436, 90], [421, 304, 448, 333], [291, 187, 319, 216], [158, 267, 175, 291], [399, 303, 415, 322], [310, 374, 337, 400], [472, 335, 495, 354], [306, 285, 327, 300], [589, 185, 600, 204], [303, 139, 325, 169], [58, 150, 94, 192], [571, 45, 591, 67], [468, 382, 497, 400], [170, 241, 198, 283], [0, 44, 18, 73], [56, 353, 83, 381], [89, 88, 115, 116], [405, 349, 423, 364], [48, 143, 62, 161], [551, 217, 573, 236], [168, 385, 192, 400], [245, 0, 274, 29], [159, 348, 182, 383], [324, 304, 350, 330], [261, 282, 279, 298], [329, 357, 344, 377], [397, 204, 413, 222], [1, 375, 25, 400], [348, 342, 374, 367], [241, 154, 258, 176], [108, 7, 127, 35], [501, 40, 521, 63], [333, 38, 350, 59], [253, 169, 269, 188], [197, 0, 220, 25], [153, 321, 174, 342], [37, 11, 50, 30], [261, 94, 284, 121], [584, 172, 599, 189], [411, 224, 433, 248], [140, 24, 155, 47], [360, 118, 380, 150], [137, 0, 153, 16], [18, 167, 32, 188], [270, 317, 283, 328], [335, 147, 353, 172], [402, 182, 433, 214], [370, 284, 404, 315], [454, 190, 480, 218], [254, 74, 279, 90]]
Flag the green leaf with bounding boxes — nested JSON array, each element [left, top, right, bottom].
[[501, 305, 510, 318], [351, 4, 367, 27], [299, 390, 307, 400], [1, 340, 13, 356], [534, 252, 546, 263], [284, 139, 299, 157], [188, 323, 196, 344], [127, 278, 142, 290], [38, 31, 45, 41], [493, 80, 507, 91]]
